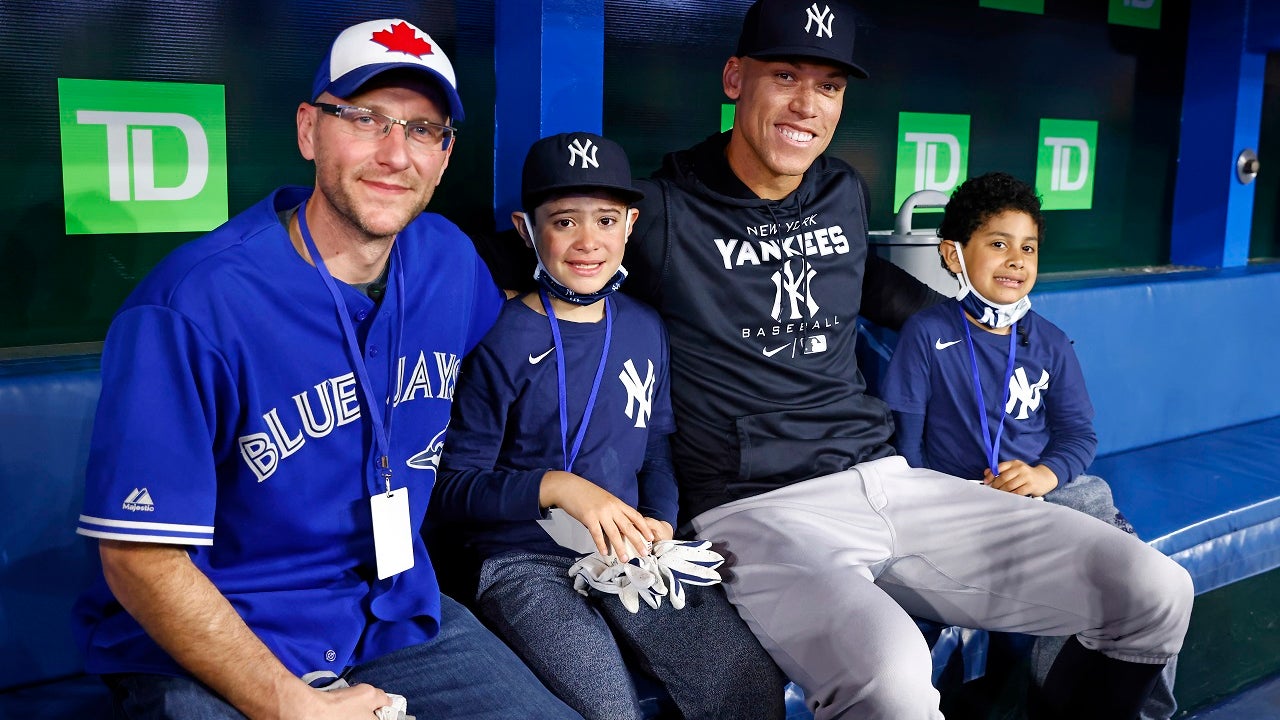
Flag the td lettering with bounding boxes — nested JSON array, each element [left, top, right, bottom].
[[1044, 137, 1090, 192], [904, 132, 961, 192], [75, 111, 209, 201]]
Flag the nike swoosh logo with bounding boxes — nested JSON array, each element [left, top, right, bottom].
[[528, 348, 554, 365], [935, 339, 961, 350], [763, 343, 792, 358]]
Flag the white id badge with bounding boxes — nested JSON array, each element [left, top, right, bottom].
[[370, 488, 414, 579]]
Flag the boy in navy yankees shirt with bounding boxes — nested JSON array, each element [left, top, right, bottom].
[[880, 172, 1175, 719], [432, 132, 784, 720]]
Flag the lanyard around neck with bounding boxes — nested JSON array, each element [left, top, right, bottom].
[[958, 303, 1017, 478], [297, 200, 405, 494], [539, 289, 612, 474]]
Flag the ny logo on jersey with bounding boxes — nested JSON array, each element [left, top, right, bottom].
[[771, 258, 819, 321], [567, 138, 599, 169], [805, 4, 835, 38], [618, 358, 655, 428], [1006, 367, 1050, 420]]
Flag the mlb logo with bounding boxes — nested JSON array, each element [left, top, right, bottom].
[[802, 335, 828, 355]]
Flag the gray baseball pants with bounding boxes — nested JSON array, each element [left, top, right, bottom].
[[691, 456, 1193, 720]]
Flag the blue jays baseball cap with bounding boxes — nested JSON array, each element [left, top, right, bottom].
[[521, 132, 645, 211], [311, 19, 465, 122], [736, 0, 869, 79]]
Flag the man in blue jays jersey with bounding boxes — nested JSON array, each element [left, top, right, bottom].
[[73, 18, 579, 720]]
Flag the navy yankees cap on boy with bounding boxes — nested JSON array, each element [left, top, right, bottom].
[[312, 18, 465, 121], [521, 132, 645, 211], [736, 0, 869, 79]]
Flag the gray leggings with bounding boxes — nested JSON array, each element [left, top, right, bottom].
[[476, 551, 787, 720]]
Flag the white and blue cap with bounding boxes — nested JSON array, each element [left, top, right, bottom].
[[311, 18, 464, 122]]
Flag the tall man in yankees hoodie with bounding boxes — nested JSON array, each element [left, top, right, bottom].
[[620, 1, 1193, 719]]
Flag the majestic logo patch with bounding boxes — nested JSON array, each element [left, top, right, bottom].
[[567, 137, 600, 169], [122, 487, 155, 512], [805, 4, 835, 38], [618, 359, 656, 428], [371, 22, 434, 57]]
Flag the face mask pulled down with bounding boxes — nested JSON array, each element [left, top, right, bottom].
[[951, 241, 1031, 330], [523, 213, 628, 306]]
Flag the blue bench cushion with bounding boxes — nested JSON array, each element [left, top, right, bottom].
[[0, 355, 102, 691], [1093, 416, 1280, 594], [1033, 268, 1280, 456]]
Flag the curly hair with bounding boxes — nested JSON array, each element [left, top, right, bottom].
[[936, 172, 1044, 246]]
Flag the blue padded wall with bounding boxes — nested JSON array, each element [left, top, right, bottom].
[[1032, 268, 1280, 456]]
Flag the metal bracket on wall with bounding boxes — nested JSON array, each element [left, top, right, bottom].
[[1237, 148, 1260, 184]]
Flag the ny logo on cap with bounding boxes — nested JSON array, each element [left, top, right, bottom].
[[567, 137, 600, 169], [805, 4, 835, 38]]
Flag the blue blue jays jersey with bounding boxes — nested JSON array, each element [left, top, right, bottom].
[[435, 294, 677, 559], [74, 186, 504, 677], [881, 302, 1096, 484]]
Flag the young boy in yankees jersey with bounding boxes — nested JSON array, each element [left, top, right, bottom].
[[880, 172, 1176, 719], [433, 132, 785, 720]]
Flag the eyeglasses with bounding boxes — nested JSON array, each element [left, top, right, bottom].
[[309, 102, 455, 151]]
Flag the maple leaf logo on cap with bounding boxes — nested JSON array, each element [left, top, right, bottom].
[[371, 21, 434, 57]]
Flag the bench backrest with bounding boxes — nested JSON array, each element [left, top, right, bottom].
[[0, 355, 102, 689], [1032, 267, 1280, 456]]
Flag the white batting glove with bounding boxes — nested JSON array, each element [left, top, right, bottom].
[[648, 539, 725, 610], [568, 551, 667, 613]]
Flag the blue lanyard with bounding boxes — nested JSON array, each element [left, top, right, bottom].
[[958, 303, 1017, 477], [297, 200, 405, 495], [539, 290, 612, 473]]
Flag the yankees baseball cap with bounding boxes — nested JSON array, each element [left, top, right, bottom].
[[312, 18, 465, 121], [736, 0, 869, 79], [521, 132, 645, 211]]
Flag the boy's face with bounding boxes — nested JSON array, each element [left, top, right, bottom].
[[942, 210, 1039, 304], [529, 191, 638, 295]]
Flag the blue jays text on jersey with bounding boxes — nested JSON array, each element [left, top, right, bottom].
[[238, 349, 462, 482]]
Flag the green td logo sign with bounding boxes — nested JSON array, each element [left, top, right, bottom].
[[1109, 0, 1161, 29], [894, 112, 970, 213], [58, 78, 228, 234], [1035, 119, 1098, 210]]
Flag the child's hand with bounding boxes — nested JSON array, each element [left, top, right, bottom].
[[643, 517, 674, 543], [984, 461, 1059, 498], [540, 471, 654, 561]]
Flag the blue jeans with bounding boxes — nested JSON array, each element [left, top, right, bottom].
[[476, 551, 786, 720], [104, 594, 581, 720]]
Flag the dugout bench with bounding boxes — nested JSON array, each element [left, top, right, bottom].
[[2, 266, 1279, 718]]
